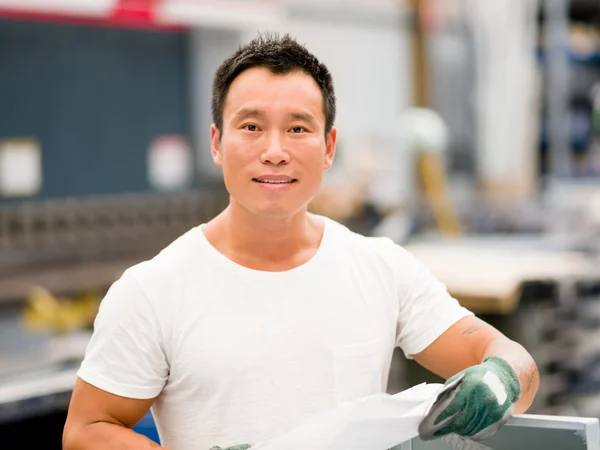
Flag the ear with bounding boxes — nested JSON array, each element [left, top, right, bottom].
[[323, 127, 337, 170], [210, 124, 223, 167]]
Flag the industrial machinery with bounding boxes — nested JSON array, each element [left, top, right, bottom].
[[0, 191, 229, 447]]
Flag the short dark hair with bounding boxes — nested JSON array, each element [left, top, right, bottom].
[[211, 33, 336, 138]]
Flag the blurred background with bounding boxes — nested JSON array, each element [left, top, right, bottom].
[[1, 0, 600, 448]]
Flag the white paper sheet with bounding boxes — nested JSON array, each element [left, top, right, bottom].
[[252, 383, 444, 450]]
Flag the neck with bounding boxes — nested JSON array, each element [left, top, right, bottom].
[[215, 200, 323, 262]]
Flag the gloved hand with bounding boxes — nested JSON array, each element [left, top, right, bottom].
[[418, 356, 521, 442], [209, 445, 251, 450]]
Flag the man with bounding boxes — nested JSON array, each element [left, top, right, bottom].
[[63, 33, 539, 450]]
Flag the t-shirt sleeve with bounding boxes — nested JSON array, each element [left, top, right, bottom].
[[77, 271, 169, 399], [394, 247, 474, 359]]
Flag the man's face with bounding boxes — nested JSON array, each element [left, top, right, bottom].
[[211, 67, 336, 218]]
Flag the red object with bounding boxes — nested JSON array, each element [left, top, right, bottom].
[[419, 0, 441, 33], [110, 0, 157, 24]]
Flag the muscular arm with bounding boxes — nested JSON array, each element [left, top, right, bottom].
[[63, 378, 166, 449], [412, 316, 539, 414]]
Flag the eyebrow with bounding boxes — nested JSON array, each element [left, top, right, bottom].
[[232, 108, 318, 126], [289, 112, 318, 125], [233, 108, 266, 122]]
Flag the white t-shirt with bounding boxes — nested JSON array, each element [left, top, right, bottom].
[[78, 216, 472, 449]]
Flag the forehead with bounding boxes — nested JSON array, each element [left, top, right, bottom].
[[224, 67, 325, 123]]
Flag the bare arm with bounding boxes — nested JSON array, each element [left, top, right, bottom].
[[412, 316, 539, 414], [63, 378, 167, 449]]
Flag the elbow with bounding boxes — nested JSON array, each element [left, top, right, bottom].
[[515, 360, 540, 414], [63, 421, 90, 450], [482, 337, 540, 414], [62, 425, 78, 450]]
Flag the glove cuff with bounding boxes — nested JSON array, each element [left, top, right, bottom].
[[482, 355, 522, 404]]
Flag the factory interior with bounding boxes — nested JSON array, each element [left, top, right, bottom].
[[1, 0, 600, 449]]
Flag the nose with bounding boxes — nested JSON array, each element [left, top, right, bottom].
[[260, 133, 290, 165]]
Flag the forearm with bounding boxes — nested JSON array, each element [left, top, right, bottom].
[[64, 421, 166, 450], [482, 338, 539, 414]]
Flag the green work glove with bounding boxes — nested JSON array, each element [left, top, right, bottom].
[[418, 356, 522, 442], [209, 445, 251, 450]]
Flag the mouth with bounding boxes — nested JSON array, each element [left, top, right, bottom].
[[252, 178, 297, 184]]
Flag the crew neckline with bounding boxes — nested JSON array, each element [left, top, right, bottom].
[[196, 215, 332, 280]]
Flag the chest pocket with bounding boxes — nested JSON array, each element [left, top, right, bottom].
[[332, 339, 384, 404]]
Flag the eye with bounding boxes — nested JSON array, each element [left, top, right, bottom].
[[243, 124, 259, 132], [290, 126, 306, 134]]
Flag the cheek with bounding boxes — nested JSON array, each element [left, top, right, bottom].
[[221, 139, 255, 170], [294, 140, 327, 171]]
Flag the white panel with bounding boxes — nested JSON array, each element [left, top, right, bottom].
[[467, 0, 540, 197], [147, 136, 193, 192], [0, 139, 42, 198], [156, 0, 284, 28], [284, 0, 401, 16]]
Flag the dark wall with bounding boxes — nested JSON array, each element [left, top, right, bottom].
[[0, 410, 67, 450], [0, 19, 192, 200]]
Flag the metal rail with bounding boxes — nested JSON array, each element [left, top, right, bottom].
[[0, 189, 228, 303]]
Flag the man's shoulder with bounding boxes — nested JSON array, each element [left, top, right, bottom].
[[125, 225, 207, 285], [322, 216, 414, 265]]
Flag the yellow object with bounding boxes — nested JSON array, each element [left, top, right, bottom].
[[22, 287, 100, 335], [417, 153, 463, 238]]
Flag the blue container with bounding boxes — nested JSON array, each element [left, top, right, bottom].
[[133, 411, 160, 445]]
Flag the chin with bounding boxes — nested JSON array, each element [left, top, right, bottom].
[[249, 200, 308, 219], [232, 195, 312, 219], [253, 207, 297, 219]]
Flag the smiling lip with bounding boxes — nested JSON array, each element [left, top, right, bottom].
[[252, 174, 297, 184], [252, 174, 297, 190]]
